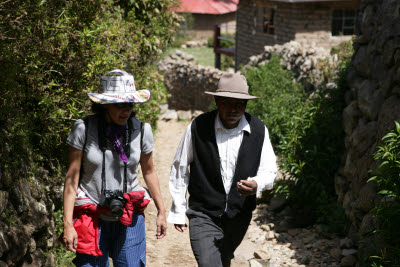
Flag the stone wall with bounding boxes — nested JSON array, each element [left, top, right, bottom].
[[158, 50, 224, 111], [244, 41, 335, 90], [236, 0, 358, 67], [158, 42, 336, 112], [0, 171, 61, 266], [334, 0, 400, 260]]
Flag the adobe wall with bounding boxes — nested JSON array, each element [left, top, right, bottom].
[[236, 0, 355, 67], [335, 0, 400, 259], [187, 13, 236, 40]]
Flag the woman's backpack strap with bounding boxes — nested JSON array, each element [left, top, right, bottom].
[[140, 121, 144, 153], [82, 116, 89, 152], [79, 116, 90, 184]]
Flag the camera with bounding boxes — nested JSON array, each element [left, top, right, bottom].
[[99, 190, 126, 218]]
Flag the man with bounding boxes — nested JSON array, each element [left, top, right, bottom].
[[168, 73, 277, 267]]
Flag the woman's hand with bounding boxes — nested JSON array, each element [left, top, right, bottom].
[[63, 224, 78, 252], [63, 146, 82, 253], [140, 152, 167, 240], [156, 211, 167, 239]]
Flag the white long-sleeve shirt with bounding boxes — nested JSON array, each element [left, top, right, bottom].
[[167, 114, 278, 225]]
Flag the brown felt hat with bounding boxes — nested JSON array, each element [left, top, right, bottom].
[[205, 73, 259, 100]]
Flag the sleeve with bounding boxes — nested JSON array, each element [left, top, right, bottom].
[[66, 119, 86, 150], [167, 123, 193, 225], [248, 125, 278, 197], [141, 122, 153, 154]]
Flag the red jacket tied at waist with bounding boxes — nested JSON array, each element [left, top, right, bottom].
[[60, 190, 150, 256]]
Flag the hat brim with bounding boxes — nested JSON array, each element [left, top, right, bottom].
[[87, 89, 151, 104], [205, 91, 259, 100]]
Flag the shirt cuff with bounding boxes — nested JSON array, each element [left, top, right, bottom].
[[167, 210, 187, 225], [248, 175, 275, 198]]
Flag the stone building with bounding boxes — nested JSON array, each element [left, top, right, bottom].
[[235, 0, 361, 67], [172, 0, 238, 40]]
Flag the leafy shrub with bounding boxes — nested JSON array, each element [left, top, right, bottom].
[[168, 12, 193, 48], [0, 1, 178, 262], [221, 54, 235, 71], [367, 121, 400, 266], [276, 60, 349, 226], [244, 55, 306, 151], [245, 44, 351, 229], [0, 0, 178, 182], [318, 40, 354, 84]]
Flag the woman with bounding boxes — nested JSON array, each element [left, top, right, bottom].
[[62, 69, 166, 266]]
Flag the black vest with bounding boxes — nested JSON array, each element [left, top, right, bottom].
[[188, 110, 265, 219]]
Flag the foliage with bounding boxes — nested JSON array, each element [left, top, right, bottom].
[[0, 0, 178, 182], [317, 40, 354, 84], [0, 0, 178, 262], [244, 55, 306, 151], [53, 247, 75, 267], [169, 13, 193, 48], [367, 121, 400, 266], [244, 43, 352, 229], [221, 54, 234, 71], [277, 61, 349, 226]]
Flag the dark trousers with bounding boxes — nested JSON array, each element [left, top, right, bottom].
[[186, 209, 252, 267]]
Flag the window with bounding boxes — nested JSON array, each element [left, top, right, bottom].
[[332, 9, 357, 36], [255, 6, 276, 35]]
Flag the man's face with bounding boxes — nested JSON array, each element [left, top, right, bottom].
[[215, 96, 247, 129]]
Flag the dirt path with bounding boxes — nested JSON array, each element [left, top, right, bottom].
[[138, 119, 196, 266]]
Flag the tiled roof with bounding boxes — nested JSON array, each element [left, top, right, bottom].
[[266, 0, 354, 2], [172, 0, 239, 15]]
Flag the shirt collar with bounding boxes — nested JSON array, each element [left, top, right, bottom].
[[215, 113, 251, 135]]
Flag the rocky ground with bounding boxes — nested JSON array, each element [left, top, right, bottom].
[[139, 117, 358, 267]]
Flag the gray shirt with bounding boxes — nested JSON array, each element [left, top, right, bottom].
[[67, 115, 153, 205]]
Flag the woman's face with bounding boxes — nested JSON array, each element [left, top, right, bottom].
[[104, 103, 134, 125]]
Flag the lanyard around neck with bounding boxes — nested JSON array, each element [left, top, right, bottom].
[[100, 120, 132, 194]]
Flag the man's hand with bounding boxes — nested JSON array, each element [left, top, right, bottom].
[[174, 224, 187, 232], [237, 179, 257, 196], [156, 212, 167, 239]]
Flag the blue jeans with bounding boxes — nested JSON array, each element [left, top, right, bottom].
[[73, 213, 146, 267]]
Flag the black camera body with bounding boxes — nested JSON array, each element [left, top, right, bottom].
[[99, 189, 126, 218]]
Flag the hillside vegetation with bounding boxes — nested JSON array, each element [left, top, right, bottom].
[[0, 1, 179, 265]]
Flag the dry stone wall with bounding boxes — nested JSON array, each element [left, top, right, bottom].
[[0, 171, 60, 266], [158, 50, 224, 111], [244, 40, 336, 90], [334, 0, 400, 260], [158, 43, 336, 112]]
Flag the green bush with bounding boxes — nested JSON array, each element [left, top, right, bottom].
[[170, 13, 193, 48], [276, 61, 349, 226], [367, 121, 400, 266], [221, 54, 235, 71], [0, 0, 178, 181], [0, 1, 178, 262], [244, 44, 351, 230], [244, 55, 306, 151]]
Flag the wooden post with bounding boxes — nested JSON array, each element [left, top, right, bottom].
[[214, 24, 221, 69]]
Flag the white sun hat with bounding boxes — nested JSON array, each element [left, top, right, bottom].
[[87, 69, 151, 104]]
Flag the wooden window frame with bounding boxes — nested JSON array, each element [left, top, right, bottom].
[[254, 4, 277, 36], [331, 8, 358, 36]]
